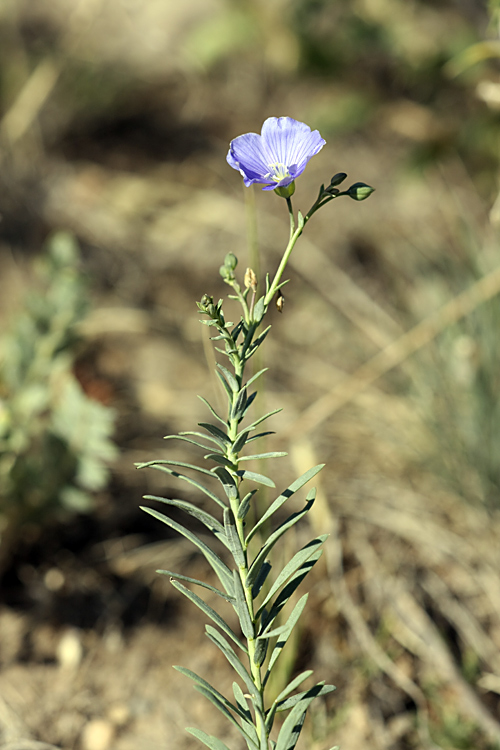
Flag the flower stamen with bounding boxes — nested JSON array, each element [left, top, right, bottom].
[[266, 162, 291, 183]]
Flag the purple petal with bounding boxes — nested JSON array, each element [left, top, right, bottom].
[[261, 117, 326, 172], [227, 132, 270, 183]]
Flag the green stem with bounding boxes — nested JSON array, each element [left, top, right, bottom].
[[263, 198, 303, 308]]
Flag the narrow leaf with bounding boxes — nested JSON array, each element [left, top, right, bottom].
[[144, 495, 228, 547], [253, 637, 268, 667], [224, 509, 246, 568], [204, 453, 235, 468], [251, 561, 272, 599], [205, 626, 256, 695], [140, 506, 234, 596], [261, 549, 323, 633], [137, 461, 226, 509], [186, 727, 231, 750], [233, 682, 252, 722], [212, 466, 238, 500], [164, 434, 215, 450], [217, 362, 240, 393], [246, 498, 315, 590], [199, 422, 231, 446], [231, 388, 248, 422], [276, 683, 336, 713], [246, 431, 275, 444], [232, 570, 255, 640], [176, 666, 252, 727], [245, 408, 282, 432], [275, 671, 313, 704], [238, 452, 287, 461], [275, 683, 329, 750], [157, 571, 234, 603], [171, 579, 247, 652], [198, 395, 227, 426], [237, 491, 255, 520], [257, 536, 328, 612], [232, 429, 251, 454], [236, 470, 275, 488], [245, 367, 268, 389], [246, 466, 323, 544], [264, 595, 308, 684], [216, 369, 233, 398], [260, 594, 308, 641], [195, 686, 260, 749]]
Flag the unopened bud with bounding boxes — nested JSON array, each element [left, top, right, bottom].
[[345, 182, 375, 201], [244, 267, 258, 292], [275, 289, 285, 313]]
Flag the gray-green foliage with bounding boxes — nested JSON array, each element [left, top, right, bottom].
[[0, 232, 117, 565], [139, 263, 336, 750]]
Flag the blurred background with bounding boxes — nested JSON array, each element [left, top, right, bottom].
[[1, 0, 500, 748]]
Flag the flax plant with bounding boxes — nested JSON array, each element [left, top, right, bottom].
[[138, 117, 373, 750]]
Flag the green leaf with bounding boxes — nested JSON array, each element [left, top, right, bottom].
[[252, 296, 265, 323], [199, 422, 232, 446], [237, 490, 256, 520], [204, 453, 236, 468], [233, 681, 252, 722], [246, 497, 316, 590], [246, 431, 275, 444], [176, 667, 253, 732], [266, 669, 313, 734], [246, 466, 323, 545], [186, 727, 231, 750], [198, 395, 227, 426], [275, 671, 313, 705], [238, 452, 287, 461], [257, 535, 327, 613], [276, 683, 336, 713], [170, 579, 247, 652], [205, 625, 256, 695], [144, 495, 228, 547], [212, 466, 238, 500], [245, 408, 282, 432], [232, 570, 254, 640], [245, 367, 268, 388], [217, 362, 240, 393], [164, 433, 215, 450], [261, 548, 323, 633], [195, 687, 260, 749], [251, 561, 271, 599], [260, 593, 307, 641], [263, 595, 308, 685], [216, 369, 233, 398], [224, 509, 246, 568], [232, 428, 251, 453], [137, 460, 226, 509], [140, 506, 234, 596], [157, 571, 234, 603], [231, 388, 248, 422], [236, 469, 275, 488], [253, 637, 268, 667], [275, 683, 330, 750]]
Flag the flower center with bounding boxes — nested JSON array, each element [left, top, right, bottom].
[[266, 162, 291, 183]]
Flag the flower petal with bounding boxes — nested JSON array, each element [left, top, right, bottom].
[[261, 117, 325, 172], [227, 132, 270, 183]]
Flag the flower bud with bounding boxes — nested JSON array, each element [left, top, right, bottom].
[[329, 172, 347, 187], [345, 182, 375, 201], [224, 252, 238, 270]]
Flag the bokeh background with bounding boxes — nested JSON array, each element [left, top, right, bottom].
[[1, 1, 500, 749]]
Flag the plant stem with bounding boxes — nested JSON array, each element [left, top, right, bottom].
[[263, 198, 303, 308]]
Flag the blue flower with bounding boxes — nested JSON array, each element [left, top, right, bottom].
[[227, 117, 326, 192]]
